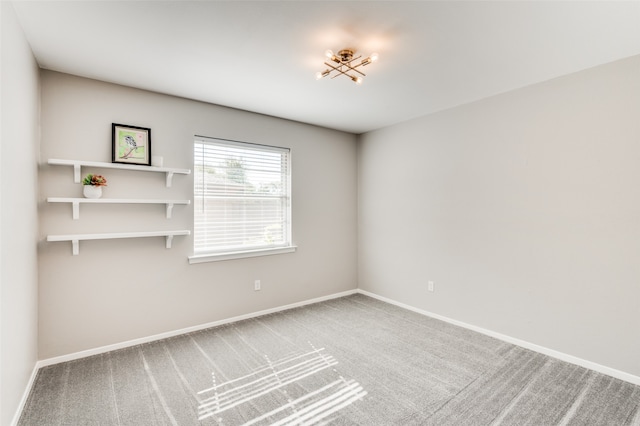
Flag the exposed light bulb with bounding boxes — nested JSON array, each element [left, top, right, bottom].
[[352, 76, 363, 85], [316, 70, 330, 80], [361, 52, 379, 67], [325, 49, 334, 58]]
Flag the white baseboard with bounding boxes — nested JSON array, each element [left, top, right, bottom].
[[20, 285, 639, 425], [37, 289, 358, 368], [357, 289, 640, 387], [16, 289, 355, 424], [11, 364, 39, 426]]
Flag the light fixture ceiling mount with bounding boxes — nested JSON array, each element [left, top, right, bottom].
[[316, 48, 379, 85]]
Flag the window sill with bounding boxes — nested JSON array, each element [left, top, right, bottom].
[[188, 246, 297, 264]]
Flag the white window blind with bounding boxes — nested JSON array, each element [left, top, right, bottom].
[[194, 136, 291, 255]]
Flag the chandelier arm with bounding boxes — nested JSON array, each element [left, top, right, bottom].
[[324, 61, 367, 78], [324, 62, 352, 78], [324, 61, 341, 71], [340, 56, 366, 76], [330, 72, 360, 82], [330, 69, 351, 79], [343, 63, 367, 76]]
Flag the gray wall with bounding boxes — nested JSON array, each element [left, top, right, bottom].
[[358, 55, 640, 377], [38, 71, 358, 359], [0, 2, 40, 424]]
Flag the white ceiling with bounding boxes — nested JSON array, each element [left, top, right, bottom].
[[12, 1, 640, 134]]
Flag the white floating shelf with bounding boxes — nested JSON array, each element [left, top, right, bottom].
[[48, 159, 191, 187], [47, 198, 191, 219], [47, 230, 191, 255]]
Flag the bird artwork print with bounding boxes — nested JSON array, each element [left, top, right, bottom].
[[113, 124, 150, 165], [120, 135, 140, 159]]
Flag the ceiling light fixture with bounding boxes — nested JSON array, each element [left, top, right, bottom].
[[315, 49, 378, 85]]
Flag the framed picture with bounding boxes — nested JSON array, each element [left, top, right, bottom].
[[112, 123, 151, 166]]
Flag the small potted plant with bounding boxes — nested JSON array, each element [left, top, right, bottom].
[[82, 174, 107, 199]]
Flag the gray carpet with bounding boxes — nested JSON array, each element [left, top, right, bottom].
[[19, 294, 640, 425]]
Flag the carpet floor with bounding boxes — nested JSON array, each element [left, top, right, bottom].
[[19, 294, 640, 425]]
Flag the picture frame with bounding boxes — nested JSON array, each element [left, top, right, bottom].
[[112, 123, 152, 166]]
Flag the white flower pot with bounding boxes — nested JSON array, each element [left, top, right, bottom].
[[83, 185, 102, 199]]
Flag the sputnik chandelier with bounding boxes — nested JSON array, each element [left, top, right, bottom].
[[315, 49, 379, 85]]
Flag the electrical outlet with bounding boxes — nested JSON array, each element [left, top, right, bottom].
[[428, 281, 434, 292], [254, 280, 261, 291]]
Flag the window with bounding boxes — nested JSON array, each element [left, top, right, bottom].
[[191, 136, 294, 262]]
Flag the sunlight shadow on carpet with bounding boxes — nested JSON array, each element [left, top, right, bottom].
[[197, 342, 367, 424]]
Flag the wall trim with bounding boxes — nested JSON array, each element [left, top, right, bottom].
[[357, 289, 640, 387], [22, 285, 639, 424], [36, 289, 358, 368], [11, 364, 39, 426]]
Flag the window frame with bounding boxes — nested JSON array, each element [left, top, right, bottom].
[[189, 136, 295, 264]]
